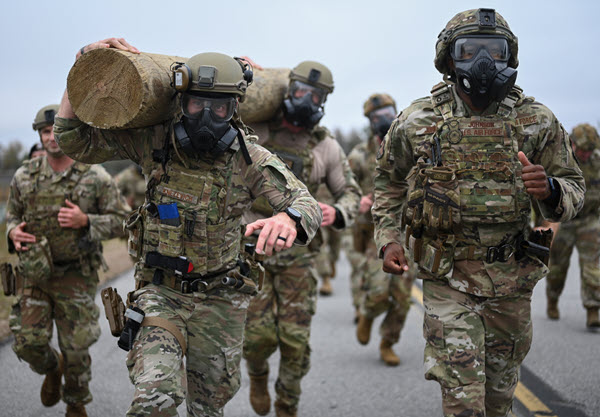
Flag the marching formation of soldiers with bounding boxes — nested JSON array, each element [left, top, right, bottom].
[[1, 7, 597, 417]]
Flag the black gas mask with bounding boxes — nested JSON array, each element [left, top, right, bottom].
[[283, 81, 327, 128], [368, 105, 396, 139], [175, 93, 239, 156], [451, 36, 517, 109]]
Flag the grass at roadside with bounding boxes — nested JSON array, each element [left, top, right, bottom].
[[0, 224, 133, 341]]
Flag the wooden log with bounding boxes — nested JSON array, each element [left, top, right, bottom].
[[67, 49, 185, 129], [67, 48, 290, 129]]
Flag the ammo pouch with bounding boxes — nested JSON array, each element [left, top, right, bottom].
[[101, 287, 126, 337], [420, 167, 460, 233], [420, 239, 453, 276], [1, 262, 16, 296], [17, 236, 53, 286]]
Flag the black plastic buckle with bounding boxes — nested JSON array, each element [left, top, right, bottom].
[[486, 243, 514, 263]]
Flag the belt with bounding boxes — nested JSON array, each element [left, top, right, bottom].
[[454, 241, 516, 263]]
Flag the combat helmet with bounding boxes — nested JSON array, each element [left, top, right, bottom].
[[32, 104, 59, 131], [289, 61, 334, 94], [571, 123, 600, 151], [173, 52, 252, 101], [363, 93, 396, 117], [435, 8, 519, 75]]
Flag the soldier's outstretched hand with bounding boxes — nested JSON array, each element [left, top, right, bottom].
[[8, 222, 36, 252], [318, 202, 337, 226], [58, 199, 89, 229], [245, 212, 297, 256], [518, 151, 551, 200], [76, 37, 140, 60], [382, 243, 409, 275]]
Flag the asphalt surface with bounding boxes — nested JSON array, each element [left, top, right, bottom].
[[0, 249, 597, 417]]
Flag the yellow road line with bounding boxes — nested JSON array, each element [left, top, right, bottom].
[[410, 283, 558, 417]]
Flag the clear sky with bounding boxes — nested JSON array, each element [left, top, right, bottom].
[[1, 0, 598, 150]]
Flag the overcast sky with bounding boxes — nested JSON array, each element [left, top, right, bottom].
[[1, 0, 598, 151]]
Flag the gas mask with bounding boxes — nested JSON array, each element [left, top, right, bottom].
[[368, 105, 396, 139], [283, 81, 327, 128], [176, 93, 239, 156], [451, 36, 517, 109]]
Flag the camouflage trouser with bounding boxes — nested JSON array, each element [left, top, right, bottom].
[[243, 259, 317, 412], [359, 240, 413, 343], [9, 267, 101, 405], [423, 279, 533, 417], [315, 227, 342, 280], [126, 283, 250, 417], [546, 216, 600, 308], [344, 234, 364, 310]]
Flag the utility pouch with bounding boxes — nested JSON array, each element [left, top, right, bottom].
[[124, 210, 144, 259], [421, 241, 453, 276], [408, 235, 423, 263], [1, 262, 16, 296], [522, 230, 552, 266], [17, 236, 53, 286], [101, 287, 126, 337], [421, 167, 460, 232], [241, 243, 265, 292]]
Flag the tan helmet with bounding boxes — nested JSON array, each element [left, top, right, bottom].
[[571, 123, 600, 151], [32, 104, 59, 131], [173, 52, 251, 100], [289, 61, 334, 93], [363, 93, 396, 117], [434, 8, 519, 75]]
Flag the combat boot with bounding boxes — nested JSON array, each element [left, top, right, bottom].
[[586, 307, 600, 328], [41, 352, 63, 407], [249, 371, 271, 415], [547, 299, 559, 320], [356, 314, 373, 345], [66, 403, 88, 417], [319, 276, 333, 296], [274, 399, 297, 417], [380, 339, 400, 366]]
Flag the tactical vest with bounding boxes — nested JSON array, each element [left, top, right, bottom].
[[576, 151, 600, 219], [403, 83, 531, 275], [20, 158, 93, 263], [138, 151, 240, 277], [251, 127, 318, 216]]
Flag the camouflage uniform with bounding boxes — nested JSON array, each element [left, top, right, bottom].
[[6, 155, 129, 406], [373, 9, 585, 417], [115, 164, 146, 210], [348, 136, 414, 346], [54, 113, 321, 416], [546, 124, 600, 311], [243, 118, 361, 413], [314, 184, 342, 293]]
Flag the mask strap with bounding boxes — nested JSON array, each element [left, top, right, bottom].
[[231, 120, 253, 165]]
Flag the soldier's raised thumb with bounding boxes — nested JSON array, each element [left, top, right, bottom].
[[517, 151, 532, 167], [65, 199, 76, 208]]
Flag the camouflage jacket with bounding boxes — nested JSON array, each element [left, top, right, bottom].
[[114, 164, 146, 210], [245, 119, 361, 265], [348, 135, 380, 225], [574, 149, 600, 219], [54, 116, 322, 277], [373, 83, 585, 297], [5, 155, 129, 266]]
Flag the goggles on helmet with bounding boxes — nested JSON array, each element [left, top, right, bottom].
[[451, 36, 510, 62], [181, 93, 237, 122], [288, 80, 327, 106], [368, 105, 396, 124]]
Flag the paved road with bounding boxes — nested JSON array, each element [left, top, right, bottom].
[[0, 249, 597, 417]]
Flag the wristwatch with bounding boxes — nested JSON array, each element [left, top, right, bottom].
[[284, 207, 302, 227]]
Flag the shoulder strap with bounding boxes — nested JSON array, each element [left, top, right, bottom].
[[430, 82, 455, 121], [497, 85, 524, 118]]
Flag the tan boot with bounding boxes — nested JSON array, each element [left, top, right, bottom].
[[274, 399, 297, 417], [547, 299, 559, 320], [66, 403, 88, 417], [380, 339, 400, 366], [586, 308, 600, 328], [249, 371, 270, 416], [356, 314, 373, 345], [319, 276, 333, 296], [41, 352, 63, 407]]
